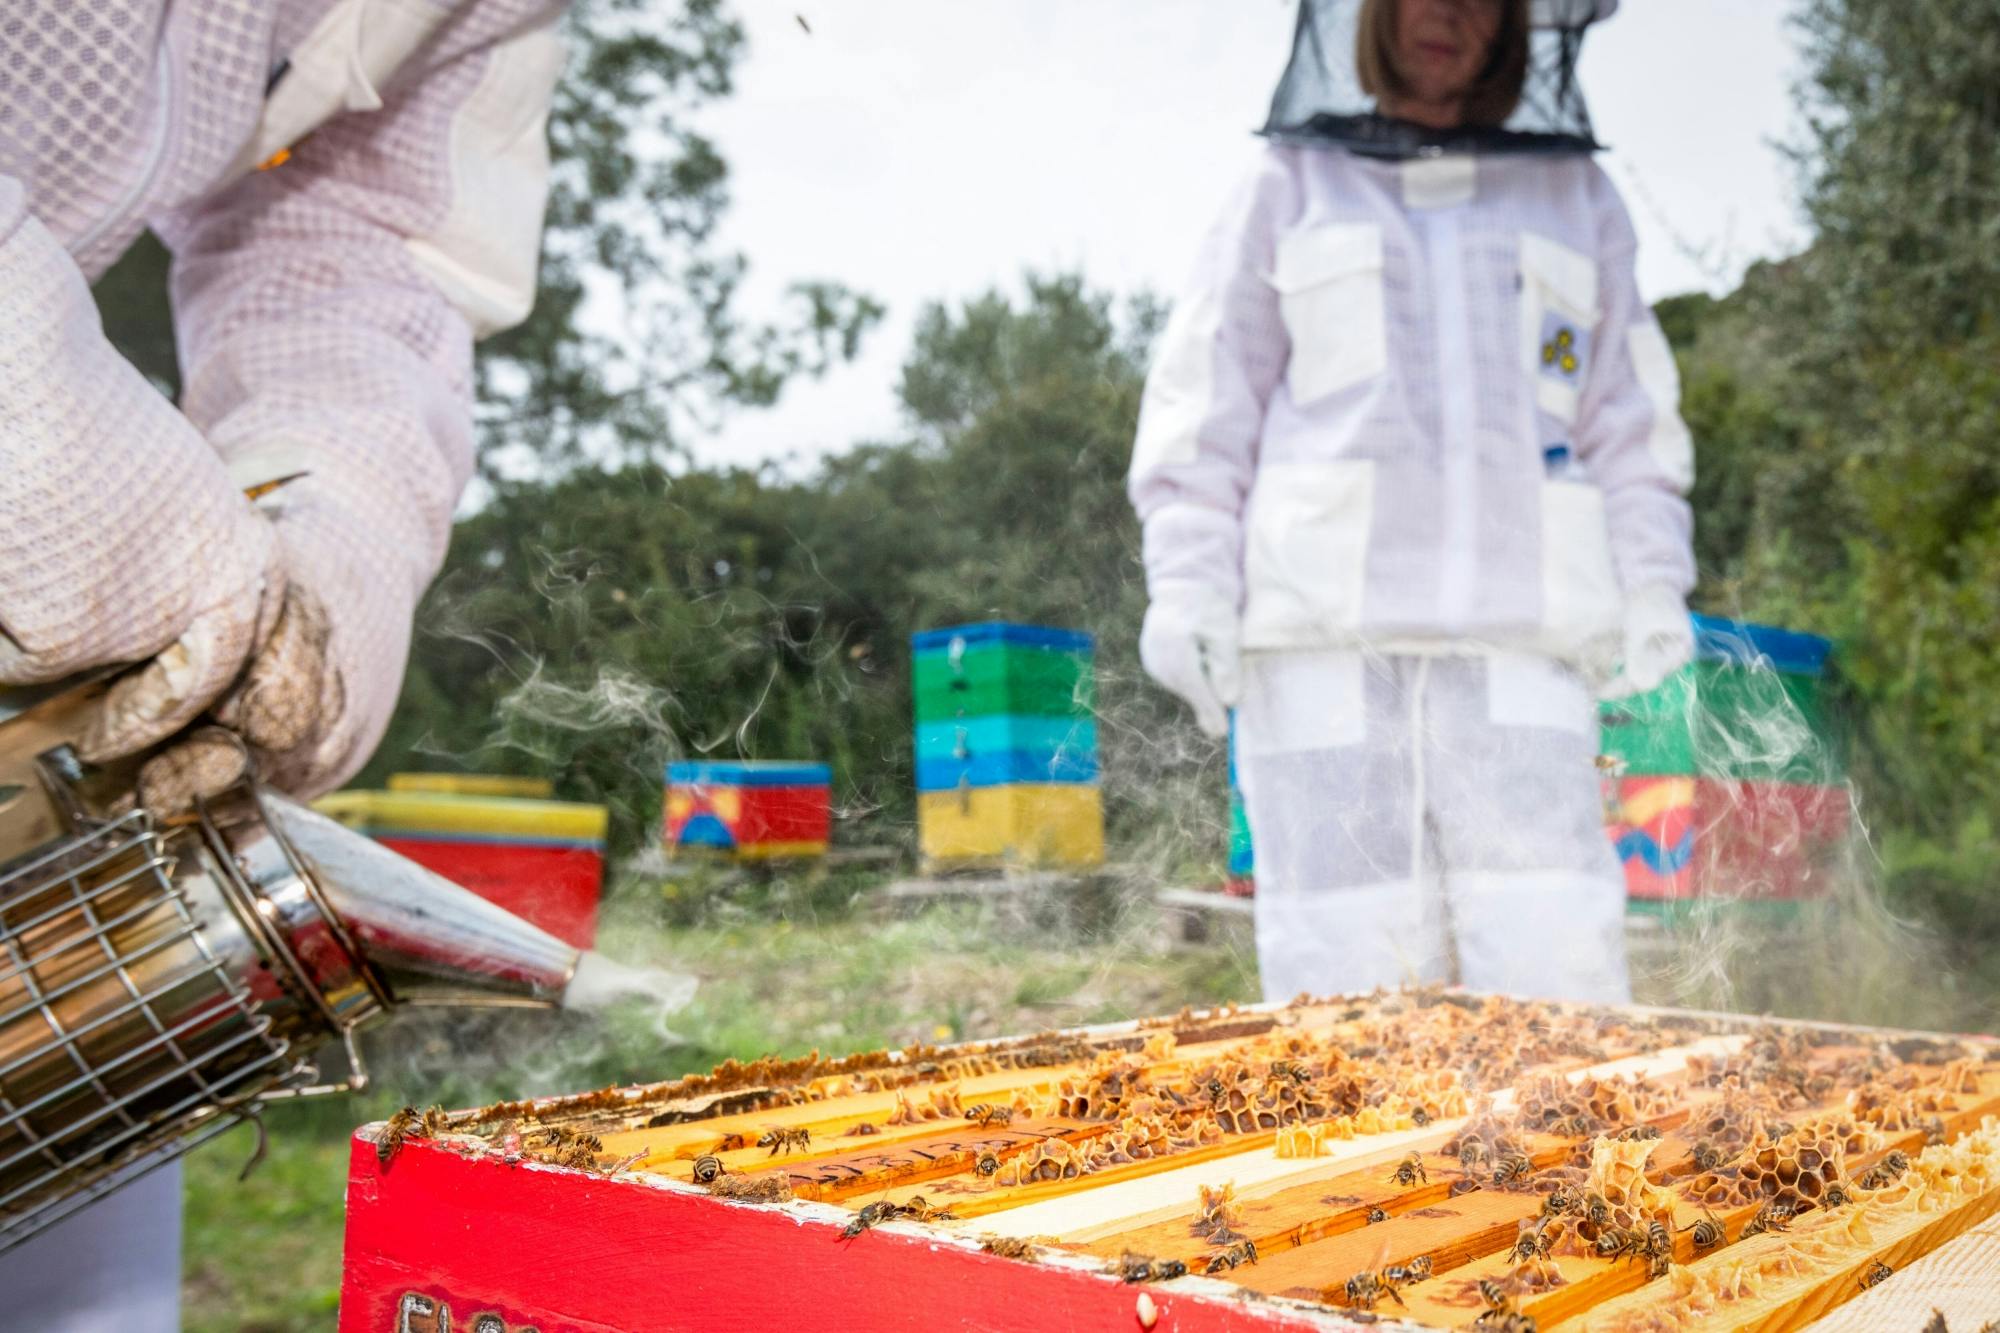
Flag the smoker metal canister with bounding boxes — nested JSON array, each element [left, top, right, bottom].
[[0, 680, 578, 1252]]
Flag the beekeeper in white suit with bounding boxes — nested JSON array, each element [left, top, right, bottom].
[[1130, 0, 1695, 1005], [0, 1, 568, 1326]]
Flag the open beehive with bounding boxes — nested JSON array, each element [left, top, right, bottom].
[[341, 993, 2000, 1332]]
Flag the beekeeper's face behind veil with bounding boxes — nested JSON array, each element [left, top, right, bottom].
[[1359, 0, 1528, 130]]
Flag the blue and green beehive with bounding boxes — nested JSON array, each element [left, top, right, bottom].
[[913, 622, 1104, 867]]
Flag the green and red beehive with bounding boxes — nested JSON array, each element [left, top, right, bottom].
[[1599, 616, 1848, 911]]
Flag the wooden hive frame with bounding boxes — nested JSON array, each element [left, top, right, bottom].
[[339, 993, 2000, 1333]]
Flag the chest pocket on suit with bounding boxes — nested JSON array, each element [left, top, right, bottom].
[[1272, 223, 1387, 407], [1518, 232, 1599, 426]]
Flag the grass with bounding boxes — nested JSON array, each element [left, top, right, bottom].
[[179, 879, 1258, 1330]]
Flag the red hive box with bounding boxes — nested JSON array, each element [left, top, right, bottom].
[[338, 1000, 2000, 1332]]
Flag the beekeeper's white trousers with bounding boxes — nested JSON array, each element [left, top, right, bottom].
[[1237, 649, 1630, 1005], [0, 1159, 181, 1331]]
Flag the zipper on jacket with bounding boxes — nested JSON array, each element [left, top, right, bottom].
[[71, 37, 179, 260], [1425, 209, 1480, 631]]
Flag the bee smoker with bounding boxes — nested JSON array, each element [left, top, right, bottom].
[[0, 678, 580, 1253]]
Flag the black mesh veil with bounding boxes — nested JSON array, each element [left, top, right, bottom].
[[1261, 0, 1612, 159]]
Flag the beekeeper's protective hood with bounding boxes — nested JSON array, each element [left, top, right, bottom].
[[1262, 0, 1615, 159]]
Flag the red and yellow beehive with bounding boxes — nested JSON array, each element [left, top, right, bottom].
[[664, 760, 832, 860], [340, 996, 2000, 1332], [315, 774, 608, 949]]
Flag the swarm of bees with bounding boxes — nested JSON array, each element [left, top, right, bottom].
[[965, 1103, 1013, 1129], [1115, 1251, 1188, 1283], [1204, 1238, 1259, 1273], [1683, 1207, 1726, 1251], [1388, 1151, 1429, 1188], [1857, 1259, 1894, 1289], [758, 1126, 811, 1157], [377, 1105, 450, 1166], [1341, 1269, 1407, 1311]]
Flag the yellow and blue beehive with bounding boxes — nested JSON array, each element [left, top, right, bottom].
[[913, 622, 1103, 868]]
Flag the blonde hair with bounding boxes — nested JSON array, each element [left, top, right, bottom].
[[1355, 0, 1531, 129]]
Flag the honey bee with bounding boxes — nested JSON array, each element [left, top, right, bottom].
[[1740, 1200, 1794, 1239], [1767, 1121, 1797, 1141], [974, 1150, 1001, 1177], [1858, 1259, 1894, 1289], [904, 1194, 957, 1223], [1923, 1116, 1948, 1146], [1644, 1220, 1674, 1276], [1583, 1191, 1614, 1228], [378, 1106, 419, 1165], [1476, 1277, 1513, 1311], [1690, 1142, 1730, 1172], [1366, 1207, 1390, 1224], [1204, 1238, 1259, 1273], [842, 1200, 906, 1238], [1824, 1183, 1854, 1209], [1682, 1207, 1726, 1251], [1859, 1150, 1910, 1190], [1384, 1255, 1433, 1285], [1595, 1227, 1647, 1263], [1116, 1252, 1188, 1283], [1473, 1314, 1539, 1333], [980, 1236, 1035, 1259], [1388, 1151, 1429, 1187], [759, 1126, 811, 1156], [1539, 1185, 1581, 1219], [1491, 1152, 1534, 1187], [1509, 1225, 1550, 1263], [1804, 1074, 1836, 1100], [965, 1103, 1013, 1128], [1411, 1107, 1432, 1127], [691, 1153, 724, 1184], [1269, 1059, 1311, 1084], [1616, 1125, 1662, 1142], [1342, 1270, 1407, 1311], [1549, 1114, 1594, 1138], [1458, 1139, 1493, 1172]]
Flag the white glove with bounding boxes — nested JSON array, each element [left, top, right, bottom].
[[1139, 585, 1242, 738], [1602, 582, 1695, 699]]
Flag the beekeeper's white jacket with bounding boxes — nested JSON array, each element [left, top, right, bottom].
[[1129, 145, 1695, 670]]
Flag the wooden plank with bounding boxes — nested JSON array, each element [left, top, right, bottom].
[[1558, 1132, 2000, 1331], [971, 1037, 1743, 1242], [1383, 1080, 2000, 1330], [1797, 1213, 2000, 1332]]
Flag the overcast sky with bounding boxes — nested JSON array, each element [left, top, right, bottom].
[[697, 1, 1809, 470]]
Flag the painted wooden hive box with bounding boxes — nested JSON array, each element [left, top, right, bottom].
[[663, 760, 833, 861], [912, 622, 1104, 869], [315, 776, 609, 950], [341, 993, 2000, 1332], [1599, 617, 1847, 916]]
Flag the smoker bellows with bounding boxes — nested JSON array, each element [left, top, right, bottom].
[[342, 991, 2000, 1331]]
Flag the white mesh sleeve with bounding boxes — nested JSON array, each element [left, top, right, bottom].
[[0, 175, 276, 686], [1128, 149, 1298, 611], [1573, 167, 1697, 599], [153, 1, 564, 792]]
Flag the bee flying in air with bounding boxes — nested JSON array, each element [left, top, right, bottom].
[[1204, 1239, 1259, 1273], [1388, 1151, 1428, 1188], [759, 1126, 811, 1157]]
